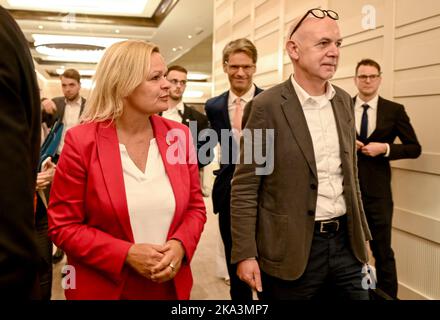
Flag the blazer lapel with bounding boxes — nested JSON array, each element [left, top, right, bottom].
[[280, 81, 317, 179], [368, 96, 385, 140], [219, 92, 231, 130], [331, 94, 353, 154], [96, 121, 134, 242]]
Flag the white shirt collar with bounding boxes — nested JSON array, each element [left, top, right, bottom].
[[290, 75, 336, 107], [165, 101, 184, 113], [355, 95, 379, 110], [229, 84, 256, 105]]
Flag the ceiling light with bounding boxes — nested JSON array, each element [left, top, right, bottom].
[[115, 29, 120, 34], [32, 34, 126, 47], [56, 69, 96, 76], [172, 48, 177, 52], [8, 0, 149, 15], [183, 90, 204, 99], [36, 45, 104, 63], [187, 35, 192, 39], [187, 73, 209, 81], [38, 25, 43, 30]]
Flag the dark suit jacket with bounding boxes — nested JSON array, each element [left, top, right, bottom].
[[160, 103, 209, 168], [0, 6, 40, 298], [43, 96, 86, 128], [354, 96, 421, 198], [205, 85, 263, 214], [230, 80, 371, 281]]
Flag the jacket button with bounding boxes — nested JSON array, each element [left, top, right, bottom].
[[307, 210, 314, 216], [310, 183, 317, 190]]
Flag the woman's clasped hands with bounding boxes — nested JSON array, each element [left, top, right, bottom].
[[125, 239, 185, 283]]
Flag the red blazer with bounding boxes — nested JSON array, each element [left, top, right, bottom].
[[47, 115, 206, 299]]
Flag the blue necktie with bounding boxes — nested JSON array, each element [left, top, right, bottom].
[[359, 104, 369, 141]]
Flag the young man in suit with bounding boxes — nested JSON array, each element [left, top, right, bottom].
[[0, 5, 41, 299], [163, 65, 210, 193], [354, 59, 421, 299], [42, 68, 86, 264], [230, 9, 372, 300], [205, 38, 263, 300]]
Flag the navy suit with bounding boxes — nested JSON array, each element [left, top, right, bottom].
[[205, 85, 263, 300], [355, 96, 421, 299]]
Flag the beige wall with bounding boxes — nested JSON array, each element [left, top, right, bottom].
[[213, 0, 440, 299]]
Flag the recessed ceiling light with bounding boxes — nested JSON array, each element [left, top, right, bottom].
[[183, 90, 204, 98], [187, 72, 209, 81], [38, 25, 43, 30], [172, 48, 177, 52], [187, 35, 192, 39], [7, 0, 150, 15], [36, 45, 104, 63], [115, 29, 120, 34], [32, 34, 127, 47], [56, 68, 95, 76]]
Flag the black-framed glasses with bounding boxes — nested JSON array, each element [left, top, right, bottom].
[[289, 8, 339, 39], [224, 62, 255, 73], [169, 79, 187, 86], [356, 74, 381, 81]]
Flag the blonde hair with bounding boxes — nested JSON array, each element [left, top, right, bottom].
[[81, 40, 159, 123]]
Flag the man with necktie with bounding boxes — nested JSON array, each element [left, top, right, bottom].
[[205, 38, 263, 300], [353, 58, 421, 299], [162, 65, 210, 194]]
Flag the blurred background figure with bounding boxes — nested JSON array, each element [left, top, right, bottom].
[[162, 65, 210, 196], [353, 59, 421, 299], [0, 5, 41, 300], [47, 40, 206, 300], [205, 38, 263, 301], [41, 68, 86, 265]]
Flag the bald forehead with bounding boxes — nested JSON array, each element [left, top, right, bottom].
[[296, 16, 341, 40]]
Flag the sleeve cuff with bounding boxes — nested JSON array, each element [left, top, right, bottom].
[[384, 143, 390, 157]]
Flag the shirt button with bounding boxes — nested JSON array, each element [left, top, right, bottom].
[[307, 210, 314, 216], [310, 183, 317, 190]]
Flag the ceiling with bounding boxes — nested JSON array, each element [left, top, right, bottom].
[[2, 0, 213, 83]]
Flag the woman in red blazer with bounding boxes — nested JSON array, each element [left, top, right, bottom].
[[47, 40, 206, 300]]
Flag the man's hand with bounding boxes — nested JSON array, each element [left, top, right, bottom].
[[41, 99, 57, 115], [356, 140, 364, 151], [237, 259, 262, 292], [361, 142, 387, 157], [36, 157, 56, 190]]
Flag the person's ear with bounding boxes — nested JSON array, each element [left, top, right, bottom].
[[286, 40, 299, 60]]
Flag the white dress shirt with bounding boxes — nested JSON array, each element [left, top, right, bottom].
[[291, 76, 346, 221], [162, 101, 185, 123], [120, 139, 175, 244], [58, 96, 82, 153], [354, 94, 390, 156]]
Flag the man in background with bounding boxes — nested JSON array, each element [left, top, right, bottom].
[[163, 65, 210, 194], [205, 38, 263, 300], [353, 58, 421, 299], [41, 68, 86, 263], [0, 5, 41, 299]]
